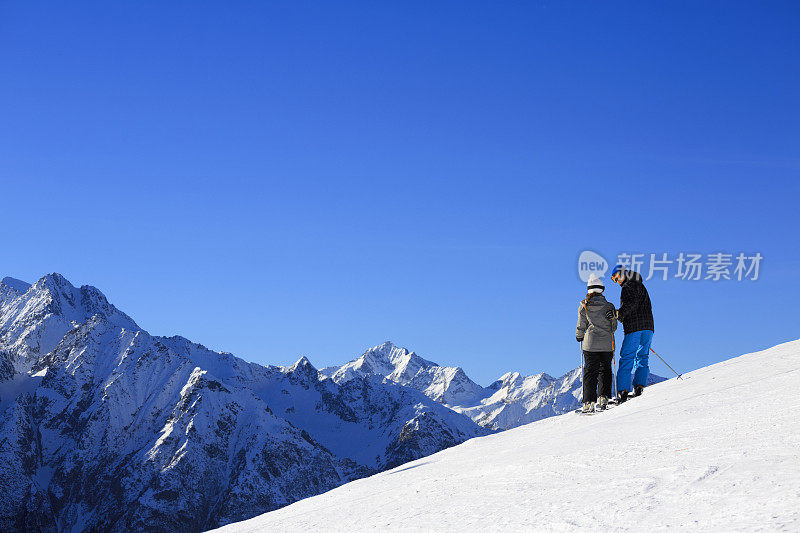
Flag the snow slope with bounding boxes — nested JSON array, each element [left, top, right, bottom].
[[219, 339, 800, 532]]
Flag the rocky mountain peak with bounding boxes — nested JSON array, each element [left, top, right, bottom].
[[289, 355, 316, 372], [34, 273, 139, 331], [0, 277, 31, 294]]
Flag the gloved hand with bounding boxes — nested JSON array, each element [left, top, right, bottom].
[[576, 337, 583, 343]]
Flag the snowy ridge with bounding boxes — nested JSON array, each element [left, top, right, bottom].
[[0, 277, 30, 296], [326, 341, 664, 430], [327, 341, 438, 384], [219, 339, 800, 532]]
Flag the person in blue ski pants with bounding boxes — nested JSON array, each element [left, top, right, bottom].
[[617, 330, 653, 394], [611, 265, 655, 402]]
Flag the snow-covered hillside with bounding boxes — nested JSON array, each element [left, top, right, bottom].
[[219, 340, 800, 532]]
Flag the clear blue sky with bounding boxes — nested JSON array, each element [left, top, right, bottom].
[[1, 2, 798, 384]]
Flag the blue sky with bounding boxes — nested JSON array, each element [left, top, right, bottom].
[[1, 1, 798, 384]]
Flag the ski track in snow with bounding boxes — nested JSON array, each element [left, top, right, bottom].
[[217, 340, 800, 532]]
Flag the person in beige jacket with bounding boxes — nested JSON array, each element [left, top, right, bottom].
[[576, 274, 617, 412]]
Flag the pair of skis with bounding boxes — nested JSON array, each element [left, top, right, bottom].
[[575, 389, 646, 416], [577, 347, 620, 416], [573, 399, 618, 416]]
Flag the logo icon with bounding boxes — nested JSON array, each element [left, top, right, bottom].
[[578, 250, 608, 283]]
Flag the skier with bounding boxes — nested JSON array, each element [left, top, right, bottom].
[[575, 274, 617, 412], [610, 265, 654, 403]]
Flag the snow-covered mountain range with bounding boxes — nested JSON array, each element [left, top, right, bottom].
[[323, 340, 663, 431], [0, 273, 661, 531], [0, 274, 486, 531]]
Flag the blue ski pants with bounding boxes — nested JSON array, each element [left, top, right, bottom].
[[617, 330, 653, 392]]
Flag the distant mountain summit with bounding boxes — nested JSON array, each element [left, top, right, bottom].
[[0, 276, 30, 294], [0, 273, 138, 372], [326, 341, 486, 406]]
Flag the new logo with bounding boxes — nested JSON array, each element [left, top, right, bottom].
[[578, 250, 608, 283]]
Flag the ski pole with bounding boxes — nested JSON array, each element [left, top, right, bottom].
[[612, 355, 617, 399], [612, 335, 617, 399], [650, 347, 683, 380], [579, 346, 585, 403]]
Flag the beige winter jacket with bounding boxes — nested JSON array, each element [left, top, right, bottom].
[[576, 293, 618, 352]]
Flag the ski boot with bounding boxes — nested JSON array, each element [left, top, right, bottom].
[[634, 385, 644, 397], [617, 390, 629, 404], [582, 402, 595, 413], [598, 396, 609, 410]]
